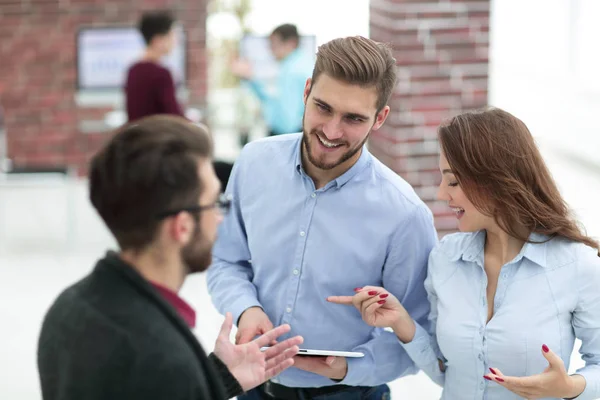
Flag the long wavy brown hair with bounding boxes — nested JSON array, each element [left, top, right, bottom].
[[438, 107, 599, 252]]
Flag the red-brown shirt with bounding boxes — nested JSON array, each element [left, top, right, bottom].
[[150, 281, 196, 328], [124, 61, 184, 122]]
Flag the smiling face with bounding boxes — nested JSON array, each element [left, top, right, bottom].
[[437, 151, 494, 232], [301, 73, 389, 175]]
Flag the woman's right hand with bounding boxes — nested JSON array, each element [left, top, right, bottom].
[[327, 286, 416, 343]]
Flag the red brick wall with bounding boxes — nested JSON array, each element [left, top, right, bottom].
[[369, 0, 490, 235], [0, 0, 207, 175]]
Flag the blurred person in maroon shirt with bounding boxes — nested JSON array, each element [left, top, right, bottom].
[[125, 10, 184, 122], [124, 11, 235, 189]]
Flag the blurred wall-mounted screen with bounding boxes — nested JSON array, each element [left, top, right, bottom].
[[76, 25, 186, 90]]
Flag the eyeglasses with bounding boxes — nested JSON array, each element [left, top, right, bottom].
[[156, 193, 233, 219]]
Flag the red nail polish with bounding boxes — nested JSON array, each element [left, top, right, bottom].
[[377, 300, 386, 304], [542, 344, 549, 353], [379, 294, 389, 298], [483, 376, 492, 381], [354, 287, 362, 292], [368, 291, 377, 296], [496, 377, 504, 382], [489, 368, 496, 374]]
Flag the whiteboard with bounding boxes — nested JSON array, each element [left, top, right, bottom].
[[76, 25, 186, 90]]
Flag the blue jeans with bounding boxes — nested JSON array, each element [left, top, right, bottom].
[[238, 383, 390, 400]]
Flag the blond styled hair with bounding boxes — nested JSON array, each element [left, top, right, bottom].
[[310, 36, 397, 112]]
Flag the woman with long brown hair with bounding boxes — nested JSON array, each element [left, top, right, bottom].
[[329, 107, 600, 399]]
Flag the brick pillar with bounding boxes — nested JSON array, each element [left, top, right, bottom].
[[368, 0, 490, 235], [0, 0, 207, 175]]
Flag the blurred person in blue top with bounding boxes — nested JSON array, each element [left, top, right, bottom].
[[330, 107, 600, 400], [208, 36, 438, 399], [231, 24, 314, 137]]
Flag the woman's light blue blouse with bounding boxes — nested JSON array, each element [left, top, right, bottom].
[[401, 231, 600, 400]]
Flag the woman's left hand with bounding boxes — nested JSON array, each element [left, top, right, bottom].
[[485, 344, 586, 399]]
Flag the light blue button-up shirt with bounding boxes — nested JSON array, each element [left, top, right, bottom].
[[207, 133, 438, 388], [401, 230, 600, 400], [246, 48, 314, 134]]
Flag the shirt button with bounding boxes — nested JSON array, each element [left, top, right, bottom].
[[478, 354, 484, 361], [479, 328, 484, 335], [286, 307, 292, 313], [311, 193, 316, 198], [293, 269, 299, 275], [480, 382, 484, 389], [300, 231, 306, 237]]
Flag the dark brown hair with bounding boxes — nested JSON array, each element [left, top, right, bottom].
[[310, 36, 397, 113], [89, 115, 213, 251], [438, 107, 599, 252], [139, 10, 175, 45], [271, 23, 300, 46]]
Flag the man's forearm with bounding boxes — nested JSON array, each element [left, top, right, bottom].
[[207, 259, 261, 323]]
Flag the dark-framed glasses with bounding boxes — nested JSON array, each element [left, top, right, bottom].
[[156, 193, 232, 219]]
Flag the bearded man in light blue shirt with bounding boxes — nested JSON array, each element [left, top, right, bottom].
[[208, 36, 438, 400]]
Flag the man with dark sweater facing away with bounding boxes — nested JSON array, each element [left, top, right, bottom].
[[37, 116, 303, 400], [125, 11, 184, 122]]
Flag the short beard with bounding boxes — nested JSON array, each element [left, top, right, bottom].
[[302, 127, 369, 171], [181, 221, 212, 274]]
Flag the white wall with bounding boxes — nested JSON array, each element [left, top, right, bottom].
[[490, 0, 600, 168], [246, 0, 370, 45]]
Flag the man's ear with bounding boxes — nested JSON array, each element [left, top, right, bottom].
[[303, 78, 312, 105], [372, 105, 390, 131], [168, 212, 194, 245]]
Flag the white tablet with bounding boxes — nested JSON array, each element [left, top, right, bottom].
[[261, 347, 364, 358]]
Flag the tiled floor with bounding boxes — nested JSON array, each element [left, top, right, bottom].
[[1, 136, 599, 400]]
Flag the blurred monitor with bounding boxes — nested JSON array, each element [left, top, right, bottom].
[[75, 25, 186, 107], [239, 34, 316, 81]]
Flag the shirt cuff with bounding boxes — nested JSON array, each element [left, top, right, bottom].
[[399, 322, 438, 367], [569, 369, 599, 400], [335, 355, 365, 386], [229, 296, 263, 327], [208, 353, 244, 398]]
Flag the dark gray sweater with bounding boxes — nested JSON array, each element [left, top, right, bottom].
[[37, 252, 243, 400]]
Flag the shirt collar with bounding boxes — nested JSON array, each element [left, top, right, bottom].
[[454, 230, 485, 263], [149, 281, 197, 328], [454, 230, 549, 268], [294, 135, 371, 189], [522, 232, 549, 267]]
